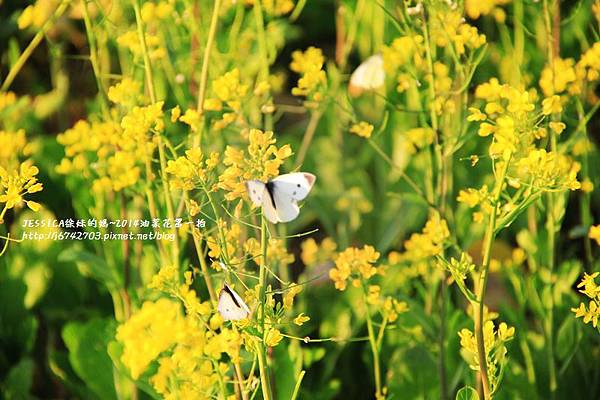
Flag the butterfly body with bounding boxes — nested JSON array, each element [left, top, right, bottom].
[[246, 172, 316, 224]]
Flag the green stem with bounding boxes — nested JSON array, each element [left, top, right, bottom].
[[253, 0, 273, 131], [258, 215, 272, 400], [512, 0, 524, 86], [1, 0, 70, 92], [290, 370, 306, 400], [363, 287, 383, 399], [295, 109, 323, 168], [474, 157, 510, 400], [132, 0, 156, 103], [195, 0, 222, 148], [81, 0, 109, 113]]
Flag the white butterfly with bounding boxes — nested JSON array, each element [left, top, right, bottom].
[[348, 54, 385, 96], [217, 283, 251, 321], [245, 172, 316, 224]]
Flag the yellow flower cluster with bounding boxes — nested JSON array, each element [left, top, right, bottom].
[[329, 245, 381, 290], [335, 186, 373, 230], [57, 98, 164, 193], [116, 298, 185, 379], [472, 80, 549, 159], [18, 0, 59, 30], [515, 149, 581, 192], [382, 35, 424, 73], [572, 272, 600, 328], [398, 212, 450, 262], [218, 129, 292, 201], [243, 0, 294, 16], [571, 42, 600, 99], [402, 128, 435, 154], [0, 162, 43, 219], [0, 91, 17, 112], [366, 284, 409, 322], [117, 31, 165, 60], [0, 129, 32, 168], [166, 148, 219, 191], [301, 237, 337, 267], [204, 69, 249, 130], [465, 0, 510, 21], [290, 47, 327, 102], [539, 58, 577, 97], [429, 8, 486, 54], [458, 320, 515, 393], [349, 122, 374, 138], [0, 96, 43, 223], [141, 1, 173, 22], [457, 185, 493, 223], [107, 78, 141, 107]]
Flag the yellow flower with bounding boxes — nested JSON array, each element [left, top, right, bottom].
[[170, 105, 181, 122], [457, 186, 488, 208], [107, 151, 140, 191], [367, 285, 381, 305], [465, 0, 510, 20], [293, 313, 310, 326], [283, 284, 302, 309], [107, 78, 141, 106], [542, 95, 563, 115], [350, 122, 374, 138], [117, 30, 165, 59], [539, 58, 577, 96], [581, 179, 594, 193], [179, 109, 201, 132], [210, 69, 249, 110], [505, 88, 535, 114], [290, 47, 327, 100], [549, 121, 566, 135], [484, 102, 504, 115], [467, 107, 486, 122], [478, 122, 495, 137], [589, 225, 600, 246], [265, 328, 283, 347], [398, 212, 450, 262], [475, 78, 505, 101]]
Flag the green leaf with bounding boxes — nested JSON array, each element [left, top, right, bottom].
[[556, 317, 581, 361], [2, 358, 34, 400], [62, 318, 118, 400], [58, 246, 121, 289], [456, 386, 479, 400], [0, 278, 38, 358], [274, 342, 299, 400]]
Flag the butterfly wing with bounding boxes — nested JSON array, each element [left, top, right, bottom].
[[260, 189, 280, 223], [218, 284, 250, 321], [350, 54, 384, 90], [272, 190, 301, 223], [270, 172, 316, 201], [246, 180, 266, 207]]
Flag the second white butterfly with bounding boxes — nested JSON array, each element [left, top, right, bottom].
[[245, 172, 316, 224]]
